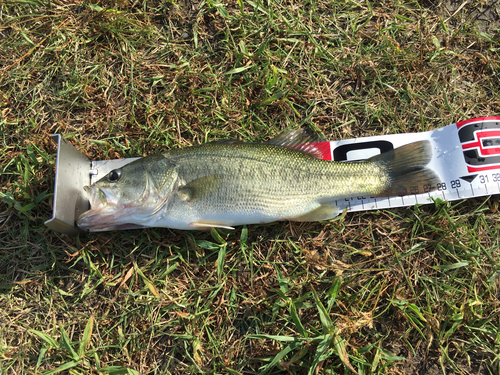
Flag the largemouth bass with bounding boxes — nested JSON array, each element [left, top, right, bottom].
[[77, 130, 439, 231]]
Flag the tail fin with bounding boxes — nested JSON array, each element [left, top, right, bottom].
[[369, 140, 439, 197]]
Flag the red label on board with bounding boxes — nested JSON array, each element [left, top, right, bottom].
[[456, 117, 500, 173]]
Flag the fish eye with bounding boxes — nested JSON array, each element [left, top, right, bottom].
[[108, 169, 121, 182]]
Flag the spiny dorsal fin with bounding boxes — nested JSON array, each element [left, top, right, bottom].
[[266, 129, 330, 159]]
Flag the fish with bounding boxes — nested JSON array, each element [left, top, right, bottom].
[[77, 129, 439, 231]]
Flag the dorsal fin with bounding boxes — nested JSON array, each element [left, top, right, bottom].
[[266, 129, 331, 160]]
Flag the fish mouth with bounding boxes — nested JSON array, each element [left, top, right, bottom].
[[77, 185, 119, 230], [77, 182, 173, 232], [77, 185, 148, 232], [84, 185, 107, 211]]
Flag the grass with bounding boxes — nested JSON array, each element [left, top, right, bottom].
[[1, 0, 500, 373]]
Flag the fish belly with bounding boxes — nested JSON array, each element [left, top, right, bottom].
[[155, 197, 324, 230]]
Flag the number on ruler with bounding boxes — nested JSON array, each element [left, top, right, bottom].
[[450, 179, 461, 189], [479, 175, 489, 184], [437, 182, 447, 191]]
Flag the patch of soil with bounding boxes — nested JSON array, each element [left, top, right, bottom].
[[435, 0, 500, 34], [394, 340, 494, 374]]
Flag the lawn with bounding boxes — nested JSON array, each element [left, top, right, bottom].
[[1, 0, 499, 374]]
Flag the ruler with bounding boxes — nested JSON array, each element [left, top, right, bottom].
[[323, 116, 500, 213]]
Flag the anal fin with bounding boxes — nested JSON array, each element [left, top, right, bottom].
[[288, 204, 340, 222]]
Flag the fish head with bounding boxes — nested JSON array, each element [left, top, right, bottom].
[[77, 155, 179, 231]]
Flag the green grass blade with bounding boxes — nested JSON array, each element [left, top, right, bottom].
[[41, 361, 79, 375], [225, 66, 254, 75], [247, 334, 298, 342], [260, 341, 303, 373], [311, 287, 334, 333], [134, 263, 161, 298], [289, 300, 308, 337], [307, 333, 334, 375], [274, 264, 289, 294], [58, 325, 78, 362], [333, 333, 358, 374], [217, 244, 227, 281], [77, 315, 94, 359], [433, 261, 470, 270], [29, 330, 58, 348]]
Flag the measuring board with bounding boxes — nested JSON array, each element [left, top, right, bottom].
[[45, 116, 500, 234], [322, 116, 500, 213]]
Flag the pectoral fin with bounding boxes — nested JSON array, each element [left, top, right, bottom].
[[178, 175, 225, 202], [288, 203, 340, 222]]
